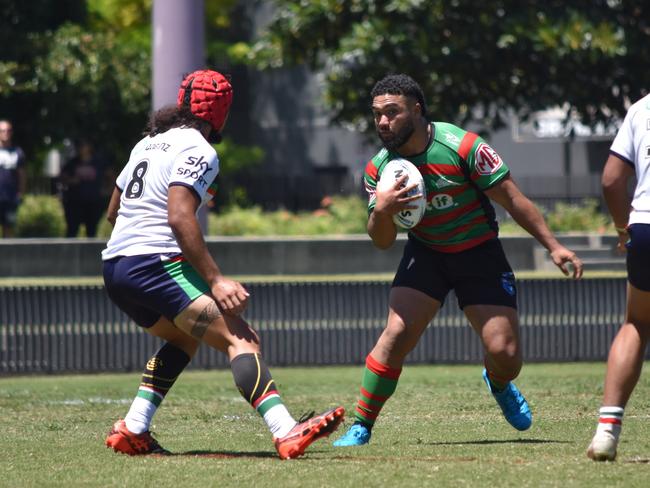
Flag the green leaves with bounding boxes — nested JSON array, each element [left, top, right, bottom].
[[248, 0, 649, 134]]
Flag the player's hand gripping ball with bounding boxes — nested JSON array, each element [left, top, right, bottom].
[[377, 158, 426, 229]]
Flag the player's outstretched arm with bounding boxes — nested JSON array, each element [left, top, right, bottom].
[[485, 176, 583, 279]]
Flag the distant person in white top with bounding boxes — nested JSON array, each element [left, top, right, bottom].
[[102, 69, 343, 460], [0, 119, 27, 237], [588, 93, 650, 461]]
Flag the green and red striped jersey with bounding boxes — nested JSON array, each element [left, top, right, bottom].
[[364, 122, 509, 253]]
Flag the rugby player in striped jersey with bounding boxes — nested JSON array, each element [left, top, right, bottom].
[[334, 74, 583, 447]]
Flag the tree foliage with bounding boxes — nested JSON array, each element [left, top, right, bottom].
[[0, 0, 151, 169], [0, 0, 249, 175], [248, 0, 650, 134]]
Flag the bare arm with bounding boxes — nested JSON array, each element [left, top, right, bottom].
[[368, 175, 421, 249], [106, 187, 121, 227], [367, 208, 399, 250], [602, 154, 635, 251], [168, 185, 248, 315], [485, 176, 583, 279]]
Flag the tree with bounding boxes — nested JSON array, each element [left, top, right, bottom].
[[0, 0, 151, 171], [247, 0, 650, 135], [0, 0, 258, 188]]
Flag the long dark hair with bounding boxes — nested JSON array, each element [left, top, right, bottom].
[[143, 105, 209, 137]]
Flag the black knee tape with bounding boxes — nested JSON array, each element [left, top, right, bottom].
[[141, 342, 191, 396], [231, 353, 277, 406]]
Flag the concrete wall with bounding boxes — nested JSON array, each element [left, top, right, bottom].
[[0, 235, 540, 277]]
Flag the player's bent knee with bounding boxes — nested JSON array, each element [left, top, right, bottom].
[[147, 317, 200, 357], [222, 314, 261, 350]]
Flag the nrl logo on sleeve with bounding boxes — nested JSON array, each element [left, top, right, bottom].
[[475, 143, 503, 175], [444, 132, 461, 147]]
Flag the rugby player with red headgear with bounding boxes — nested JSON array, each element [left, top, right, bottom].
[[101, 69, 344, 459]]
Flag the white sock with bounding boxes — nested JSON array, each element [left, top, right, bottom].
[[124, 396, 158, 434], [263, 404, 297, 438], [595, 406, 624, 440]]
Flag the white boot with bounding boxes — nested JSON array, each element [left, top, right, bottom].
[[587, 431, 618, 461]]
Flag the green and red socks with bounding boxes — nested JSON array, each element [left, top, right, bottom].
[[595, 406, 624, 440], [353, 354, 402, 428], [125, 342, 190, 434]]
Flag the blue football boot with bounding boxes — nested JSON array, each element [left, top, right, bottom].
[[482, 368, 532, 431], [332, 422, 372, 447]]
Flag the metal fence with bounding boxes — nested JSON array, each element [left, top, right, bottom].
[[0, 278, 630, 374]]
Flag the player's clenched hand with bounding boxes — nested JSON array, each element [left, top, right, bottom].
[[549, 246, 583, 279], [615, 229, 629, 254], [211, 276, 250, 315], [374, 174, 423, 216]]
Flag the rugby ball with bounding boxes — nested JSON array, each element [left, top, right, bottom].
[[376, 158, 426, 229]]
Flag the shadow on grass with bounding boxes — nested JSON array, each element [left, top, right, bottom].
[[624, 457, 650, 464], [423, 438, 570, 446], [170, 450, 277, 459]]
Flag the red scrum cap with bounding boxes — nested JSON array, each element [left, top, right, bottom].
[[177, 69, 233, 134]]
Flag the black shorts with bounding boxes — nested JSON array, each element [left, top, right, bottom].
[[392, 237, 517, 310], [626, 224, 650, 291], [0, 200, 17, 227], [103, 254, 209, 328]]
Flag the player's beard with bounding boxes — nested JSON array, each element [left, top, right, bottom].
[[377, 119, 415, 151]]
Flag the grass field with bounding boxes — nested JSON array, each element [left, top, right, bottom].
[[1, 363, 649, 487]]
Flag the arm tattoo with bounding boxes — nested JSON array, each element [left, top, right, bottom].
[[191, 301, 221, 338]]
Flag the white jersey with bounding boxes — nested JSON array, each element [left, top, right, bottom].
[[610, 94, 650, 224], [102, 127, 219, 260]]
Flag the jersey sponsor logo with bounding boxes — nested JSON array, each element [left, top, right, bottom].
[[183, 155, 211, 172], [435, 174, 461, 188], [475, 143, 503, 175], [176, 167, 211, 187], [178, 155, 213, 188], [444, 132, 461, 147], [428, 194, 455, 210]]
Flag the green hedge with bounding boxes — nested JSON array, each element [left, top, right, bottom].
[[499, 198, 611, 235], [15, 195, 65, 237], [209, 196, 613, 236], [208, 195, 368, 236], [14, 194, 613, 238]]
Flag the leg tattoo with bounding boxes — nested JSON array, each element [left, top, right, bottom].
[[191, 301, 221, 338]]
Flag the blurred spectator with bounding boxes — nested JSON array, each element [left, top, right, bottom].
[[60, 139, 111, 237], [0, 120, 27, 238]]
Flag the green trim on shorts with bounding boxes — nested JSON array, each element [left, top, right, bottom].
[[162, 258, 210, 300]]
